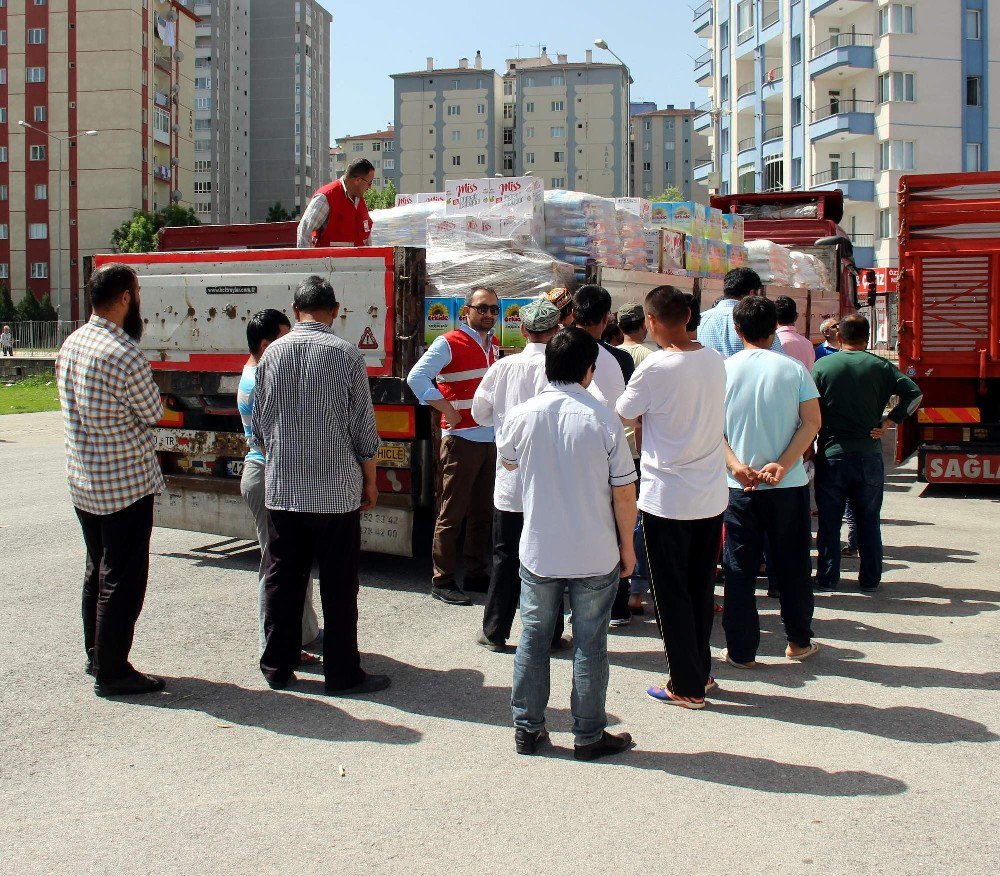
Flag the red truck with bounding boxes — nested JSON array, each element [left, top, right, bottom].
[[895, 171, 1000, 485]]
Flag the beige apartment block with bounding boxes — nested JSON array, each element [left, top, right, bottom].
[[336, 127, 395, 191], [0, 0, 197, 320]]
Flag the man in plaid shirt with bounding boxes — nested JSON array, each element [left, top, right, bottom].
[[57, 263, 166, 698]]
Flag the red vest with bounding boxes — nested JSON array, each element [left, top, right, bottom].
[[436, 329, 499, 431], [313, 179, 373, 247]]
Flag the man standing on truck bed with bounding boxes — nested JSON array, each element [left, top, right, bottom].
[[812, 314, 922, 594], [408, 287, 501, 606], [296, 158, 375, 249]]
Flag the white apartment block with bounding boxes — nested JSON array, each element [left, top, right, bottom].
[[336, 128, 395, 191], [694, 0, 996, 270]]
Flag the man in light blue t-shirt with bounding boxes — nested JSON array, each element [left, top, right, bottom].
[[721, 297, 822, 668]]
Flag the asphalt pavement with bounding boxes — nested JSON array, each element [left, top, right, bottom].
[[1, 411, 997, 875]]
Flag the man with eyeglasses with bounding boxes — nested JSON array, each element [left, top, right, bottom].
[[408, 287, 501, 605], [296, 158, 376, 249], [814, 318, 840, 361]]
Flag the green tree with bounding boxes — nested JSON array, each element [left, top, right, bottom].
[[155, 204, 201, 230], [363, 185, 381, 211], [653, 187, 685, 202], [381, 180, 397, 209], [266, 202, 293, 222], [37, 293, 59, 322], [0, 283, 15, 323], [16, 290, 44, 322], [111, 211, 158, 253]]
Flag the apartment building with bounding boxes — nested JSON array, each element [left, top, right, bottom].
[[630, 106, 709, 200], [390, 53, 503, 194], [505, 49, 629, 197], [179, 0, 250, 225], [330, 143, 345, 179], [248, 0, 331, 222], [694, 0, 997, 270], [336, 127, 395, 190], [0, 0, 197, 320]]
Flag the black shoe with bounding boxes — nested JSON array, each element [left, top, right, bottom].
[[574, 730, 634, 762], [432, 586, 473, 606], [84, 660, 96, 677], [463, 575, 491, 593], [549, 636, 572, 652], [94, 671, 165, 698], [477, 633, 508, 653], [325, 672, 391, 696], [860, 585, 880, 594], [266, 672, 297, 691], [609, 610, 632, 628], [515, 727, 549, 755], [766, 588, 780, 598]]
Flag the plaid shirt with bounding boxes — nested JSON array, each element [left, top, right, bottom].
[[251, 321, 380, 514], [697, 299, 784, 359], [57, 316, 164, 515]]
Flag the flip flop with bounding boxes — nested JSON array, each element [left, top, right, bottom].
[[721, 648, 762, 669], [787, 642, 820, 661], [300, 651, 322, 666]]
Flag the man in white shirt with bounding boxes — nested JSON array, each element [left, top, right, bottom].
[[471, 296, 565, 653], [617, 286, 728, 710], [571, 284, 628, 409], [499, 327, 637, 762]]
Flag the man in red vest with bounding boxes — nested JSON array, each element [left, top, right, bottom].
[[296, 158, 376, 248], [407, 287, 501, 605]]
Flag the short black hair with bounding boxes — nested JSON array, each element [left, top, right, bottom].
[[617, 308, 645, 334], [346, 158, 375, 178], [773, 295, 797, 325], [88, 263, 137, 310], [682, 292, 701, 333], [294, 275, 338, 312], [733, 295, 778, 343], [723, 266, 763, 300], [644, 285, 689, 326], [545, 326, 599, 384], [572, 284, 612, 327], [839, 313, 870, 344], [464, 286, 498, 306], [247, 309, 291, 355]]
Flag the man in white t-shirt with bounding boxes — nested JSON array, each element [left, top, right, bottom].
[[471, 296, 565, 653], [616, 286, 728, 710]]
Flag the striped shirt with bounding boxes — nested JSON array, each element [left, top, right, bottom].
[[251, 320, 380, 514], [56, 315, 164, 515]]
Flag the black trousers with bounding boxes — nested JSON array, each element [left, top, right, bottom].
[[642, 511, 724, 698], [75, 495, 155, 681], [722, 486, 814, 663], [482, 509, 564, 645], [260, 508, 363, 690]]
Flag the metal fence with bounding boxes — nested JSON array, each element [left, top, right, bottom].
[[4, 320, 84, 352], [862, 293, 899, 356]]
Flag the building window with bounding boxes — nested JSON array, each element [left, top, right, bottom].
[[383, 159, 395, 170], [524, 76, 535, 87], [0, 147, 7, 162], [194, 182, 212, 194], [878, 4, 914, 36], [34, 184, 47, 199], [194, 76, 211, 89], [554, 150, 565, 162], [451, 130, 461, 142], [30, 262, 48, 279], [551, 177, 565, 188], [352, 143, 364, 152], [372, 141, 381, 152], [736, 0, 754, 41], [503, 80, 513, 96], [196, 202, 212, 214], [29, 223, 48, 239], [503, 129, 513, 144], [525, 102, 534, 113], [194, 118, 211, 131], [524, 126, 534, 138], [642, 161, 651, 171], [967, 76, 982, 106], [792, 158, 802, 188], [34, 106, 46, 122], [195, 97, 211, 110], [503, 155, 514, 171], [966, 142, 982, 172], [194, 160, 211, 172], [384, 141, 394, 151], [447, 105, 461, 116], [552, 74, 564, 86], [878, 72, 915, 103], [967, 9, 981, 39], [791, 35, 802, 65], [452, 155, 461, 166], [477, 103, 486, 115], [664, 161, 671, 172], [477, 129, 486, 141], [720, 22, 730, 49], [503, 104, 514, 119], [27, 27, 46, 44], [30, 145, 46, 161], [452, 79, 460, 90], [551, 100, 564, 112], [525, 152, 535, 165], [476, 154, 485, 166], [0, 264, 7, 278], [879, 139, 915, 170], [0, 227, 7, 241], [879, 209, 894, 239], [195, 140, 211, 153], [0, 108, 5, 123], [550, 126, 565, 138], [0, 185, 6, 200]]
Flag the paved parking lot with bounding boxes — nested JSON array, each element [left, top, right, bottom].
[[2, 411, 998, 875]]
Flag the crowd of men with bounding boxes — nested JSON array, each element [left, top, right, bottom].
[[55, 260, 921, 762]]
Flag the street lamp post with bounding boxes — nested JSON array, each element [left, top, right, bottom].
[[595, 38, 634, 197], [17, 121, 98, 320]]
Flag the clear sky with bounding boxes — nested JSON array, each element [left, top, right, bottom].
[[316, 0, 706, 143]]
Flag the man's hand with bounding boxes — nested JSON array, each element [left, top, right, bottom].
[[360, 476, 378, 512], [443, 405, 463, 430], [758, 463, 787, 487], [871, 421, 890, 440], [730, 461, 760, 491], [619, 544, 637, 579]]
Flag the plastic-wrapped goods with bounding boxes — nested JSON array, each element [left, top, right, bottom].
[[650, 201, 707, 238], [791, 250, 833, 292], [445, 176, 546, 248], [395, 192, 446, 207], [706, 239, 728, 277], [544, 190, 623, 277], [617, 207, 648, 271], [727, 244, 748, 269], [706, 207, 724, 241], [736, 203, 818, 220], [615, 197, 652, 223], [745, 239, 794, 286], [369, 201, 445, 248], [722, 214, 745, 245]]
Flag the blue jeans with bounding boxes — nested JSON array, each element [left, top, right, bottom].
[[815, 452, 884, 589], [512, 564, 620, 745]]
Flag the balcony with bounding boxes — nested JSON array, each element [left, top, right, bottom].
[[811, 33, 874, 78], [153, 52, 171, 72], [762, 124, 783, 143], [153, 164, 172, 183], [694, 50, 714, 84], [761, 64, 783, 95], [811, 0, 873, 16], [694, 157, 715, 182], [154, 91, 169, 108], [738, 135, 756, 153], [736, 79, 756, 113], [694, 102, 713, 132], [851, 233, 875, 247], [811, 165, 875, 201], [761, 1, 781, 36], [810, 99, 875, 141], [693, 0, 713, 35]]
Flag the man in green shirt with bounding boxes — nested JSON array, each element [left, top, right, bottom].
[[812, 314, 922, 593]]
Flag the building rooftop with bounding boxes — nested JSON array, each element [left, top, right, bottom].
[[632, 107, 700, 117], [337, 128, 394, 142]]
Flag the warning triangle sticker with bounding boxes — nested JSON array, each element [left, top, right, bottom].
[[358, 326, 379, 350]]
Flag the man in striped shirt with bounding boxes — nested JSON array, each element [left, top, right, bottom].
[[57, 263, 166, 698], [251, 275, 389, 696]]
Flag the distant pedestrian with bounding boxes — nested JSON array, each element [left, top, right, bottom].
[[252, 276, 389, 695], [237, 309, 321, 663], [773, 296, 816, 372], [500, 327, 637, 761], [407, 287, 500, 605], [617, 286, 728, 709], [721, 297, 822, 668], [471, 296, 565, 653], [56, 263, 165, 697], [812, 314, 922, 593], [697, 267, 784, 358], [814, 318, 840, 361], [1, 324, 12, 356]]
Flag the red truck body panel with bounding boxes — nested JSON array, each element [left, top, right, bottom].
[[158, 222, 298, 251]]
